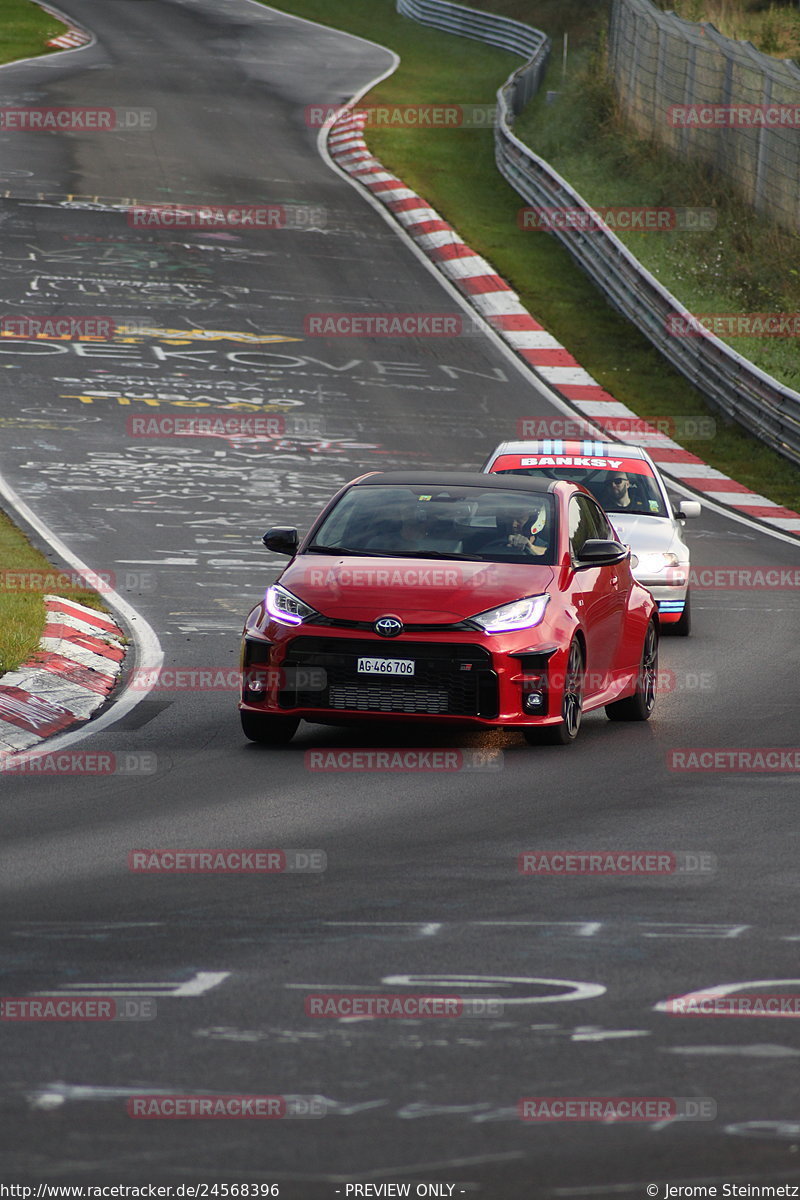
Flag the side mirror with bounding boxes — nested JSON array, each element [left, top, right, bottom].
[[577, 538, 630, 566], [262, 527, 298, 555], [676, 500, 701, 520]]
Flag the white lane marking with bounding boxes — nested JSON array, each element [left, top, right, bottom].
[[724, 1121, 800, 1141], [477, 921, 604, 936], [382, 974, 606, 1004], [25, 1083, 185, 1111], [569, 1026, 649, 1041], [33, 971, 229, 998], [666, 1044, 800, 1057], [655, 978, 800, 1015]]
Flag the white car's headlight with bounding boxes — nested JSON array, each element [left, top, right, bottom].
[[265, 583, 319, 626], [470, 594, 549, 633], [635, 551, 680, 574]]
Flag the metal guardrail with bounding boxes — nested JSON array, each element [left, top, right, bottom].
[[395, 0, 800, 468], [396, 0, 549, 113]]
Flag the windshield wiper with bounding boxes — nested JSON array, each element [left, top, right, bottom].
[[304, 543, 361, 556], [358, 549, 488, 562]]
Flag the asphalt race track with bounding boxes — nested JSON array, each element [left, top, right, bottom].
[[0, 1, 799, 1194]]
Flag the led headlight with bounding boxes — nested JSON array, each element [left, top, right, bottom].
[[635, 551, 680, 575], [470, 594, 549, 633], [265, 583, 319, 626]]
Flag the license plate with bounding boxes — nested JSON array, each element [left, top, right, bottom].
[[357, 657, 415, 676]]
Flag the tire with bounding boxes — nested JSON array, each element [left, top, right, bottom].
[[605, 620, 658, 722], [667, 588, 691, 637], [524, 638, 583, 746], [241, 711, 299, 745]]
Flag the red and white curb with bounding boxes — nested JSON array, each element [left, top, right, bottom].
[[328, 109, 800, 537], [0, 596, 125, 756], [48, 30, 89, 49], [36, 3, 91, 50]]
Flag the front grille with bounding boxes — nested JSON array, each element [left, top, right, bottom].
[[314, 615, 477, 632], [328, 683, 449, 714], [279, 637, 498, 718]]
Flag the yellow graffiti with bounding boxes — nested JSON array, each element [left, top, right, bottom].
[[115, 326, 302, 345], [61, 394, 291, 412]]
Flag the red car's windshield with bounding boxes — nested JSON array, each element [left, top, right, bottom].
[[308, 484, 557, 565]]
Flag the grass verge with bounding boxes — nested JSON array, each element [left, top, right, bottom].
[[0, 0, 66, 66], [0, 510, 106, 674], [266, 0, 800, 512]]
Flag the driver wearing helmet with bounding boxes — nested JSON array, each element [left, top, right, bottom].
[[501, 502, 549, 558]]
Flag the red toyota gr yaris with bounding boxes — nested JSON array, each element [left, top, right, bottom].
[[240, 472, 658, 746]]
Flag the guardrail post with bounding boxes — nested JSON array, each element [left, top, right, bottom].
[[754, 75, 773, 215]]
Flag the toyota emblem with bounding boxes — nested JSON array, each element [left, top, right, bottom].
[[374, 615, 404, 638]]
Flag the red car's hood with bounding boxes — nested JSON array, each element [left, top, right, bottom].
[[281, 554, 555, 623]]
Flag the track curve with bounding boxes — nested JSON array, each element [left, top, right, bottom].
[[0, 1, 799, 1192]]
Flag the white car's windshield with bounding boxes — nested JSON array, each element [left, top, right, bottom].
[[493, 464, 667, 517]]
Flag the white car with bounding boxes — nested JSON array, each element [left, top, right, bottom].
[[483, 439, 700, 635]]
